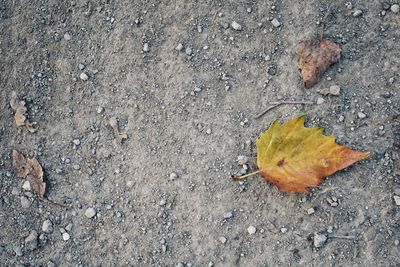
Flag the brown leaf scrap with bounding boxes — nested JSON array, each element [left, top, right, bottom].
[[296, 39, 340, 89], [108, 117, 127, 141], [10, 91, 36, 132], [12, 150, 46, 198]]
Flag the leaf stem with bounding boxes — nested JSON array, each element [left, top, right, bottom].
[[231, 170, 260, 180]]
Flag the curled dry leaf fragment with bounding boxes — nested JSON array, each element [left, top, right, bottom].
[[108, 117, 127, 141], [296, 39, 340, 89], [233, 116, 369, 193], [12, 150, 46, 198], [10, 91, 36, 132]]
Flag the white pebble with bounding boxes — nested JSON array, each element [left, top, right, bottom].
[[353, 10, 363, 17], [313, 233, 327, 248], [22, 180, 31, 191], [169, 172, 178, 180], [231, 21, 242, 31], [280, 227, 288, 233], [20, 196, 30, 208], [185, 47, 193, 56], [247, 225, 256, 235], [80, 72, 89, 81], [85, 207, 97, 218], [329, 85, 341, 96], [394, 195, 400, 206], [73, 139, 81, 146], [62, 232, 70, 241], [206, 128, 212, 135], [391, 4, 399, 13], [317, 97, 325, 105], [218, 236, 227, 244], [176, 43, 184, 51], [271, 18, 281, 27], [63, 33, 71, 40], [97, 106, 104, 114], [42, 220, 53, 233], [143, 43, 150, 52], [307, 207, 315, 215], [357, 112, 366, 119]]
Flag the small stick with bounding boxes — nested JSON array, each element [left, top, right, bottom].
[[39, 198, 67, 209], [231, 170, 260, 180], [330, 235, 356, 240], [255, 101, 314, 119]]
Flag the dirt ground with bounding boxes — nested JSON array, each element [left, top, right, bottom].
[[1, 0, 399, 266]]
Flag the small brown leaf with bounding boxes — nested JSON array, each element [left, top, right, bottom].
[[296, 39, 340, 89], [12, 150, 45, 198], [10, 92, 36, 133], [108, 117, 127, 141]]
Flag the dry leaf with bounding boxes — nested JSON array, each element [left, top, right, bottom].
[[10, 91, 36, 132], [296, 39, 340, 89], [236, 116, 369, 193], [12, 150, 46, 198], [108, 117, 127, 141]]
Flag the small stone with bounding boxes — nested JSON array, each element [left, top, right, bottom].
[[313, 233, 327, 248], [62, 232, 70, 241], [85, 207, 97, 218], [20, 196, 30, 208], [14, 246, 23, 256], [65, 223, 73, 232], [22, 180, 31, 191], [80, 72, 89, 81], [185, 47, 193, 56], [159, 199, 167, 206], [197, 25, 202, 33], [55, 168, 62, 174], [176, 43, 184, 51], [280, 227, 288, 233], [78, 63, 85, 70], [329, 85, 341, 96], [42, 219, 53, 233], [357, 112, 366, 119], [391, 4, 400, 13], [11, 187, 19, 195], [143, 43, 150, 52], [247, 225, 257, 235], [353, 9, 363, 17], [307, 207, 315, 215], [224, 211, 233, 219], [206, 128, 212, 135], [25, 230, 38, 251], [271, 18, 281, 27], [97, 106, 104, 114], [63, 33, 71, 40], [317, 97, 325, 105], [236, 155, 249, 165], [169, 172, 178, 180], [395, 240, 400, 246], [394, 195, 400, 206], [47, 261, 57, 267], [218, 236, 227, 244], [339, 115, 345, 122], [231, 21, 242, 31], [73, 139, 81, 146]]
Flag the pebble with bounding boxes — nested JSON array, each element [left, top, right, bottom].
[[329, 85, 341, 96], [25, 230, 38, 251], [22, 180, 31, 191], [271, 18, 281, 27], [14, 246, 23, 256], [357, 112, 367, 119], [143, 43, 150, 52], [175, 43, 184, 51], [247, 225, 257, 235], [280, 227, 288, 233], [231, 21, 242, 31], [353, 9, 363, 17], [65, 223, 73, 231], [80, 72, 89, 81], [47, 261, 56, 267], [307, 207, 315, 215], [339, 115, 345, 122], [206, 128, 212, 135], [20, 196, 30, 208], [63, 33, 71, 40], [185, 47, 193, 56], [394, 195, 400, 206], [73, 139, 81, 146], [62, 232, 70, 241], [42, 219, 54, 233], [391, 4, 400, 13], [55, 168, 62, 174], [218, 236, 227, 244], [224, 211, 233, 219], [236, 155, 249, 165], [317, 97, 325, 105], [78, 63, 85, 70], [169, 172, 178, 180], [313, 233, 327, 248], [97, 106, 104, 114], [85, 207, 97, 218], [159, 199, 167, 206]]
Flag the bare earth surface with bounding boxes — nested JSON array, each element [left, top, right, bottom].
[[1, 1, 399, 266]]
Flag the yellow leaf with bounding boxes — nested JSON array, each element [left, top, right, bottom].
[[254, 115, 369, 193]]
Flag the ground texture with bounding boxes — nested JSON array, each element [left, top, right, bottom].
[[1, 0, 399, 266]]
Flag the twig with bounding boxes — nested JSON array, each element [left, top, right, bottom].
[[39, 198, 67, 209], [231, 170, 260, 180], [330, 235, 356, 240], [255, 101, 314, 119]]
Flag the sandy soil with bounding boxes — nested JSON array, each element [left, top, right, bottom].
[[1, 1, 399, 266]]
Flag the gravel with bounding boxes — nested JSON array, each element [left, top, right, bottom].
[[185, 47, 193, 56], [25, 230, 38, 251], [143, 43, 150, 52], [80, 72, 89, 81], [271, 18, 281, 27], [358, 112, 367, 119], [247, 225, 257, 235], [353, 9, 363, 17], [42, 219, 53, 233], [85, 207, 97, 218], [307, 207, 315, 215], [329, 85, 341, 96], [391, 4, 399, 13], [313, 233, 327, 248], [231, 21, 242, 31], [62, 232, 70, 241], [394, 195, 400, 206], [20, 196, 30, 209], [218, 236, 227, 244], [175, 43, 184, 51]]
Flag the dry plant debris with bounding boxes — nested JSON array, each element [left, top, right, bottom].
[[296, 39, 340, 89], [12, 150, 46, 198], [10, 91, 36, 133], [108, 117, 127, 141], [233, 116, 369, 193]]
